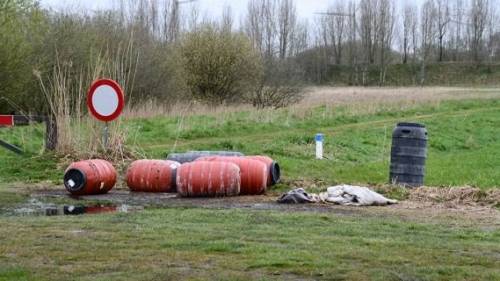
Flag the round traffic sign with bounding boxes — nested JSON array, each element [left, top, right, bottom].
[[87, 79, 124, 122]]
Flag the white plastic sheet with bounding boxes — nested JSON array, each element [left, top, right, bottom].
[[319, 185, 397, 206]]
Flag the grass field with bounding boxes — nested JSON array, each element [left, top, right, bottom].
[[1, 87, 499, 188], [0, 87, 499, 280]]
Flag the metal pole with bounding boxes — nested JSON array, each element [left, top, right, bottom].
[[0, 139, 23, 155], [103, 122, 109, 150]]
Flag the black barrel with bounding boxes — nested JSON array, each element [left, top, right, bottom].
[[390, 123, 428, 187], [166, 151, 244, 164]]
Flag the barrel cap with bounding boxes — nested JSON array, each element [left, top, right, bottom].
[[393, 122, 428, 139], [315, 134, 324, 142], [397, 122, 426, 128]]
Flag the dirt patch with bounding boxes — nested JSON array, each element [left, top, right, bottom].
[[22, 185, 499, 225]]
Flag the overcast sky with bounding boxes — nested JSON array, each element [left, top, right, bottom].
[[39, 0, 418, 22]]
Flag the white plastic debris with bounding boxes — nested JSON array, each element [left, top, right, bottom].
[[319, 185, 397, 206]]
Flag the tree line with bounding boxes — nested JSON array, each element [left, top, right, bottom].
[[1, 0, 499, 114]]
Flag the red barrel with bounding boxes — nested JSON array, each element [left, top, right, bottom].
[[245, 156, 280, 186], [196, 157, 268, 195], [176, 161, 240, 197], [126, 160, 180, 193], [64, 159, 117, 195]]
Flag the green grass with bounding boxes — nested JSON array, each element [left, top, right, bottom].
[[0, 208, 499, 280], [124, 99, 500, 188], [1, 99, 499, 188], [1, 98, 500, 280]]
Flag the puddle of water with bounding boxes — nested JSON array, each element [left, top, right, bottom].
[[8, 198, 143, 217]]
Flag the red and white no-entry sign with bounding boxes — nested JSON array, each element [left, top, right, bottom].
[[87, 79, 124, 122]]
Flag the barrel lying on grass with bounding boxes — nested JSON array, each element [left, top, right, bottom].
[[390, 122, 428, 187], [176, 161, 241, 197], [126, 160, 180, 193], [167, 151, 244, 164], [64, 159, 117, 195], [196, 156, 268, 195], [245, 156, 280, 186]]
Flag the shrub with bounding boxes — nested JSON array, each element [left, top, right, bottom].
[[180, 25, 263, 105], [250, 59, 304, 109]]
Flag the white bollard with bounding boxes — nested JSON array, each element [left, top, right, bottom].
[[315, 133, 324, 159]]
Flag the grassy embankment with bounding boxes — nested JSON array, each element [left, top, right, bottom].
[[1, 97, 499, 189]]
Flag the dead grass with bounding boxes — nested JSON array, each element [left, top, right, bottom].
[[124, 86, 500, 119], [301, 86, 500, 106], [409, 186, 500, 208], [34, 39, 137, 161]]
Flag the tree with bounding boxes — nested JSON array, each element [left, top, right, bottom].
[[450, 0, 465, 61], [0, 0, 44, 113], [181, 25, 262, 105], [360, 0, 377, 65], [402, 4, 418, 64], [468, 0, 488, 62], [377, 0, 396, 85], [420, 0, 437, 84], [436, 0, 450, 61], [278, 0, 296, 59], [250, 59, 303, 109], [320, 1, 348, 65]]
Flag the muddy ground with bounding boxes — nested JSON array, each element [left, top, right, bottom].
[[10, 184, 497, 227]]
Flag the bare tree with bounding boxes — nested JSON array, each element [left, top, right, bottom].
[[166, 0, 197, 42], [485, 0, 498, 62], [289, 19, 309, 56], [346, 1, 358, 84], [245, 0, 264, 53], [411, 6, 419, 63], [450, 0, 465, 60], [278, 0, 296, 59], [187, 3, 200, 31], [360, 0, 378, 65], [327, 1, 347, 64], [402, 4, 418, 64], [420, 0, 437, 84], [436, 0, 451, 61], [377, 0, 396, 85], [468, 0, 488, 62], [221, 5, 233, 32], [263, 0, 277, 59]]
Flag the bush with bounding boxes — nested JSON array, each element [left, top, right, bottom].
[[250, 59, 304, 109], [181, 25, 262, 105], [0, 0, 45, 113]]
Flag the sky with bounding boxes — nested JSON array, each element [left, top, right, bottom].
[[38, 0, 350, 21]]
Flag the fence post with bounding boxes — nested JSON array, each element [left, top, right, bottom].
[[45, 116, 57, 151]]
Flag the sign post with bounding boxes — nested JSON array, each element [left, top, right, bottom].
[[86, 79, 124, 150], [315, 133, 324, 160]]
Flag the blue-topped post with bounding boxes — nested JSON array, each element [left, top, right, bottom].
[[315, 133, 324, 159]]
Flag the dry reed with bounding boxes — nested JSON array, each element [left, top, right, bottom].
[[124, 86, 500, 121], [35, 38, 138, 162]]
